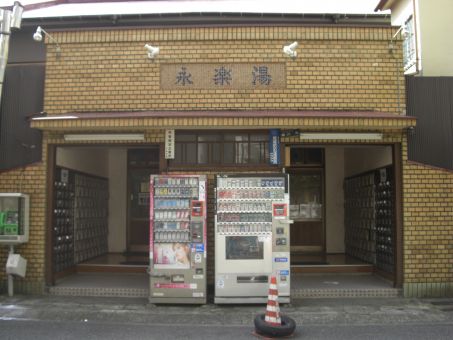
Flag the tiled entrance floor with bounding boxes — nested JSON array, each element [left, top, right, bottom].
[[50, 272, 399, 299]]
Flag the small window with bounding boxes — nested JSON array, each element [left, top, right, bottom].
[[171, 131, 270, 166], [290, 147, 324, 166], [403, 16, 416, 71]]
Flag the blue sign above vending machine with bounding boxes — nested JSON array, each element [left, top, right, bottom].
[[269, 129, 281, 165]]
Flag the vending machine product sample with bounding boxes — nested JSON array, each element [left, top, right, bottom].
[[215, 174, 291, 304], [149, 175, 207, 304]]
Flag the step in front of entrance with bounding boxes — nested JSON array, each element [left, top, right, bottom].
[[291, 288, 402, 299], [48, 287, 401, 299], [48, 286, 149, 298]]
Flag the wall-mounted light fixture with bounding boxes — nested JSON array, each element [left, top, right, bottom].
[[144, 44, 159, 59], [33, 26, 61, 58], [283, 41, 298, 59], [64, 133, 145, 142], [389, 25, 409, 52], [299, 133, 383, 141]]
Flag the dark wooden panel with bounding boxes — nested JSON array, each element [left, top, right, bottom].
[[0, 64, 44, 170], [8, 29, 46, 64], [290, 221, 324, 247], [406, 76, 453, 170]]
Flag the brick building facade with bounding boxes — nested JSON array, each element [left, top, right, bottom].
[[1, 23, 452, 297]]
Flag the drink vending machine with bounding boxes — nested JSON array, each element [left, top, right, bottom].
[[149, 175, 207, 304], [214, 174, 291, 304]]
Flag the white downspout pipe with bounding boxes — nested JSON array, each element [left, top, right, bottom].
[[0, 2, 22, 297], [0, 2, 23, 102]]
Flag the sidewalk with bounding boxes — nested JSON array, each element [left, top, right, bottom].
[[1, 294, 452, 328]]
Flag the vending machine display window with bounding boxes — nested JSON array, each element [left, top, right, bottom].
[[225, 236, 264, 260], [0, 193, 29, 244]]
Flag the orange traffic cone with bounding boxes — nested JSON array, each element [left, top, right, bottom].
[[264, 276, 281, 326]]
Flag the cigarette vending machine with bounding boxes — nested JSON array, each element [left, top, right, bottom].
[[214, 174, 291, 304], [149, 175, 207, 304]]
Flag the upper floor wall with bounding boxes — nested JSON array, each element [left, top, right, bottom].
[[417, 0, 453, 76], [377, 0, 453, 76], [41, 26, 405, 115]]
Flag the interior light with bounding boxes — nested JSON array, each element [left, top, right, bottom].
[[64, 134, 145, 141], [299, 133, 383, 141]]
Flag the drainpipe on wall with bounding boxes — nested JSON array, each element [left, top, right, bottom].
[[0, 1, 24, 104], [0, 2, 23, 297]]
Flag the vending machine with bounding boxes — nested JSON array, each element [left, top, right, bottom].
[[214, 174, 291, 304], [149, 175, 207, 304]]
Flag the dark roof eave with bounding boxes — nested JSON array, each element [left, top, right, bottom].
[[375, 0, 390, 12], [21, 12, 391, 29]]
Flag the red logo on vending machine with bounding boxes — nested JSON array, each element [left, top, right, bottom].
[[272, 203, 287, 218], [191, 200, 204, 217]]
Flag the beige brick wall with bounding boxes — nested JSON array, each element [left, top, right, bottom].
[[0, 157, 47, 293], [402, 138, 453, 297], [42, 26, 404, 115]]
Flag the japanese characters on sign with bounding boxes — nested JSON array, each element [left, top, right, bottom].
[[269, 129, 281, 165], [165, 129, 175, 159], [161, 63, 285, 90]]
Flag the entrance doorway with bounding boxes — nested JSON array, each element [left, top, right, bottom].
[[287, 147, 325, 263], [286, 144, 400, 288], [49, 145, 160, 286]]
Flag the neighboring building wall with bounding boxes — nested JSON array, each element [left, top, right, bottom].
[[388, 0, 414, 25], [1, 25, 413, 294], [386, 0, 453, 76], [418, 0, 453, 76]]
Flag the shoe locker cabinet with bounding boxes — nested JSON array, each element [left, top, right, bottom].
[[52, 167, 109, 273], [344, 166, 395, 274]]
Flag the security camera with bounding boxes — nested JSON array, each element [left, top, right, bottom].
[[145, 44, 160, 59], [283, 41, 298, 59]]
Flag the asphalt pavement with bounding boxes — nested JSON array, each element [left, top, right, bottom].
[[1, 295, 453, 339]]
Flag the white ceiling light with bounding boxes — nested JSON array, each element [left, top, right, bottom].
[[299, 133, 383, 141], [64, 133, 145, 141]]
